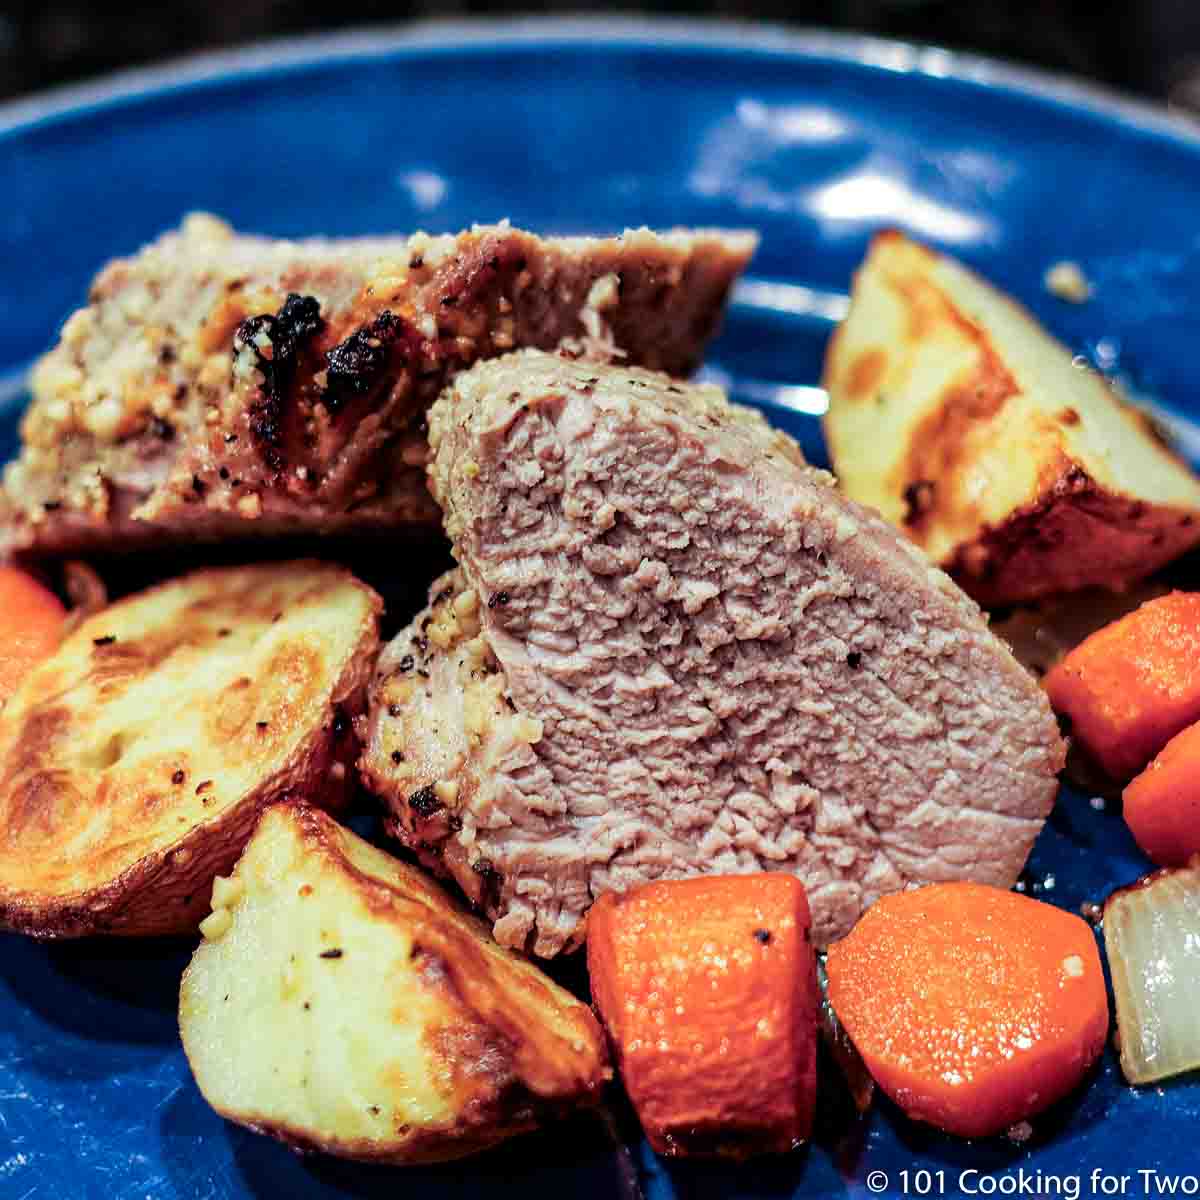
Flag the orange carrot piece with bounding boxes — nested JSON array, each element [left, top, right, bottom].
[[1123, 720, 1200, 866], [0, 567, 65, 702], [1044, 591, 1200, 779], [587, 874, 818, 1158], [825, 882, 1108, 1139]]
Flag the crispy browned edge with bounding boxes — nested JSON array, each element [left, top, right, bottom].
[[944, 460, 1200, 607], [823, 231, 1200, 606], [183, 802, 610, 1166], [4, 224, 756, 563], [4, 506, 443, 562], [0, 563, 381, 938]]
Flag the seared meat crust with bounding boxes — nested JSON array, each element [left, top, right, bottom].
[[3, 215, 755, 557]]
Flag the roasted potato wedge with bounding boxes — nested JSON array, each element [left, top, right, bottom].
[[179, 803, 610, 1165], [823, 231, 1200, 605], [0, 562, 380, 936]]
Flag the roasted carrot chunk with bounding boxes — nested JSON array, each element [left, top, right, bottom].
[[1123, 720, 1200, 866], [0, 567, 65, 702], [1044, 592, 1200, 779], [586, 874, 818, 1158], [825, 882, 1108, 1139]]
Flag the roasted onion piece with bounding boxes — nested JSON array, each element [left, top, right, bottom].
[[1104, 862, 1200, 1084]]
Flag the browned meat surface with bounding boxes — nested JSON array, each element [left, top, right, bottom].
[[359, 350, 1065, 957], [2, 215, 755, 557]]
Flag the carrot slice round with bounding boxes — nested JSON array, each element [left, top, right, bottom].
[[1123, 720, 1200, 866], [825, 881, 1108, 1139]]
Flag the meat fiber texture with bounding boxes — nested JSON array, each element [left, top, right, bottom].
[[360, 349, 1065, 956], [2, 214, 755, 558]]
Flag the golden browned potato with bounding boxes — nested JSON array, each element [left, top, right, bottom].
[[179, 803, 610, 1165], [0, 562, 380, 937], [823, 231, 1200, 605]]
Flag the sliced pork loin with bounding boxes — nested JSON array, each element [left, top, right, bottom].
[[2, 214, 755, 558], [360, 350, 1064, 956]]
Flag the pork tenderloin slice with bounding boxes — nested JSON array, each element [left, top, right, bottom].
[[3, 214, 755, 558], [361, 350, 1064, 956]]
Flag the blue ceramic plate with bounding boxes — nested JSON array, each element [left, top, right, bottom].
[[2, 19, 1200, 1200]]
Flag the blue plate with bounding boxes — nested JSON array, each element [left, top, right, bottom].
[[2, 20, 1200, 1200]]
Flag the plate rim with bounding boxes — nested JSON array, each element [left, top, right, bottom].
[[2, 15, 1199, 150], [0, 14, 1197, 1200]]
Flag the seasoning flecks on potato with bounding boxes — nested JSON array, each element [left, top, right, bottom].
[[823, 231, 1200, 605], [0, 561, 380, 937], [180, 802, 610, 1165]]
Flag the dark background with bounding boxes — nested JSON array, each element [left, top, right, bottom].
[[1, 1, 1200, 113]]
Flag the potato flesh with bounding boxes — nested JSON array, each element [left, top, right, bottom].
[[0, 562, 379, 930], [823, 233, 1200, 601], [184, 822, 454, 1138], [180, 804, 609, 1164]]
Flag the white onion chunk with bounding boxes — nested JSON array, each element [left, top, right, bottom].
[[1104, 864, 1200, 1085]]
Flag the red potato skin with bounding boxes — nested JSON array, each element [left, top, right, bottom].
[[0, 563, 378, 937], [586, 874, 818, 1159], [1044, 592, 1200, 780]]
